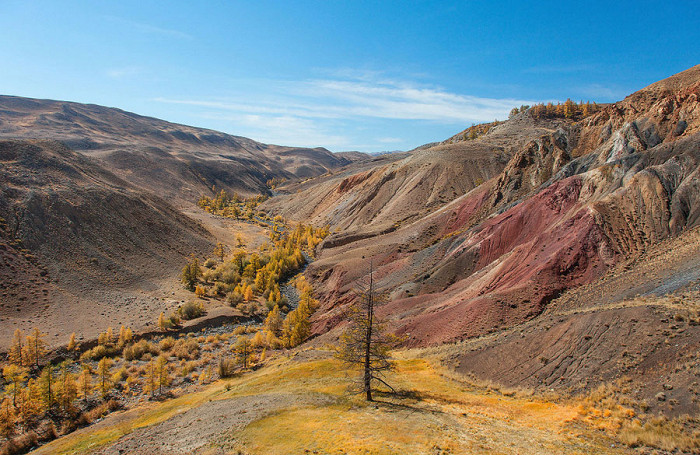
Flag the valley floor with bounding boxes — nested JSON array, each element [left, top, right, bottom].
[[33, 349, 630, 455]]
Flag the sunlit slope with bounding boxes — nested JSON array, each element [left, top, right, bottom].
[[33, 350, 629, 455]]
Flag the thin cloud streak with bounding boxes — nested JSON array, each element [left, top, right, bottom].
[[156, 77, 533, 124], [154, 73, 535, 151], [105, 67, 143, 79], [578, 83, 625, 101], [195, 112, 349, 149]]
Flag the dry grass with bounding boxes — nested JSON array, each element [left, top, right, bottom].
[[574, 378, 700, 452], [223, 351, 628, 455], [33, 350, 637, 455], [618, 415, 700, 452]]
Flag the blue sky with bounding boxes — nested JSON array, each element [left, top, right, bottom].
[[1, 1, 698, 153]]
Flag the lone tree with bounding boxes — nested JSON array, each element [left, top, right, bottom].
[[155, 355, 171, 395], [235, 336, 252, 369], [336, 261, 397, 401], [213, 242, 226, 262], [96, 357, 113, 399], [181, 255, 202, 291], [25, 328, 47, 369]]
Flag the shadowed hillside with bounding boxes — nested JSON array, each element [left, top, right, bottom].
[[0, 139, 216, 347]]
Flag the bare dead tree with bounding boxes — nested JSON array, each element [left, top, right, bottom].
[[335, 261, 397, 401]]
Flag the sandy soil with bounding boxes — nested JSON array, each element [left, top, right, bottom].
[[93, 393, 333, 455]]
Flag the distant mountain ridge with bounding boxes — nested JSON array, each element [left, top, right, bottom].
[[0, 95, 357, 203]]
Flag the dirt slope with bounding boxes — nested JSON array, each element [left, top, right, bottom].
[[450, 226, 700, 415], [262, 114, 569, 232], [257, 67, 700, 378], [0, 139, 214, 348]]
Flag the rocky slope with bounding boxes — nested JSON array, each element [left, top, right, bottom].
[[263, 66, 700, 402], [262, 114, 572, 232]]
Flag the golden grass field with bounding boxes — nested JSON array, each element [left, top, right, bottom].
[[33, 349, 633, 455]]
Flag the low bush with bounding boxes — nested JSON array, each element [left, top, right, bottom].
[[1, 431, 38, 455], [123, 340, 159, 361], [218, 357, 237, 378], [80, 344, 118, 361], [159, 336, 176, 352], [172, 338, 200, 360], [179, 301, 205, 321]]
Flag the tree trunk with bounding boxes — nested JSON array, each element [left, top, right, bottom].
[[364, 261, 374, 401]]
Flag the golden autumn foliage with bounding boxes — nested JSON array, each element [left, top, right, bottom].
[[67, 332, 77, 351]]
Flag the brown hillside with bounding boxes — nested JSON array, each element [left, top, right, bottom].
[[262, 114, 569, 232], [0, 95, 353, 203], [260, 66, 700, 354], [0, 140, 214, 348]]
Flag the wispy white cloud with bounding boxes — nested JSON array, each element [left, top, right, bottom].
[[105, 66, 143, 79], [157, 76, 532, 124], [154, 72, 534, 150], [196, 112, 349, 148], [298, 78, 531, 122], [377, 137, 403, 143], [578, 83, 625, 100]]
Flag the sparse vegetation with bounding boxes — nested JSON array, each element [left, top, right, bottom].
[[459, 120, 504, 141], [197, 188, 269, 220], [29, 351, 642, 455], [575, 378, 700, 452], [618, 415, 700, 452], [0, 320, 252, 451], [528, 98, 601, 120]]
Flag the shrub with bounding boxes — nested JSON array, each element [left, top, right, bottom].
[[111, 366, 128, 383], [212, 282, 227, 296], [226, 290, 243, 305], [236, 302, 254, 316], [172, 338, 200, 360], [180, 360, 197, 376], [80, 399, 121, 425], [80, 344, 118, 361], [194, 285, 206, 298], [168, 313, 181, 327], [159, 337, 176, 352], [123, 340, 159, 361], [220, 265, 240, 285], [218, 357, 237, 378], [2, 431, 39, 455], [179, 301, 205, 321]]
